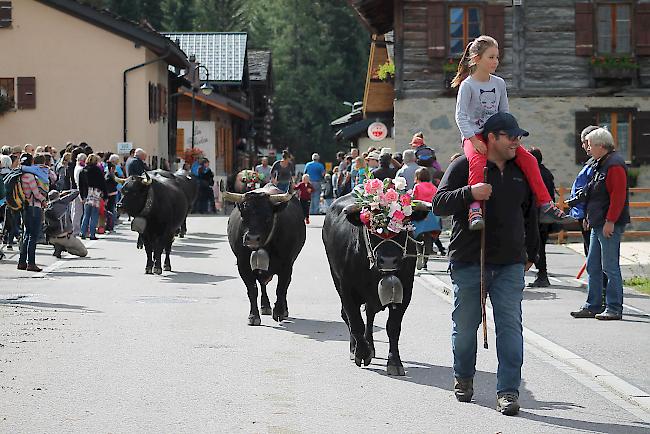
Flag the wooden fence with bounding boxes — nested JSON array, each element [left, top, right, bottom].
[[553, 187, 650, 243]]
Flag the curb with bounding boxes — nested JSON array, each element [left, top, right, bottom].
[[415, 272, 650, 419]]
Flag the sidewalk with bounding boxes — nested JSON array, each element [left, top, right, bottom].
[[566, 241, 650, 280], [416, 239, 650, 416]]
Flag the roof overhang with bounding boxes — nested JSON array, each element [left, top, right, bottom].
[[37, 0, 189, 69], [347, 0, 394, 34], [181, 89, 252, 120]]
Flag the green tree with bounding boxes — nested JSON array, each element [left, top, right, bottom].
[[161, 0, 197, 31], [248, 0, 368, 162], [194, 0, 249, 32], [139, 0, 164, 29], [103, 0, 140, 21]]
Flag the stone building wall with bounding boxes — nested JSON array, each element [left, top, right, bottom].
[[394, 95, 650, 188]]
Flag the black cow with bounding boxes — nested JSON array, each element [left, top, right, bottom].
[[225, 185, 306, 325], [154, 168, 198, 237], [119, 171, 188, 274], [322, 193, 430, 375]]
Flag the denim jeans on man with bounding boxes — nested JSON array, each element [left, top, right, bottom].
[[19, 205, 43, 266], [80, 204, 100, 238], [309, 182, 322, 214], [451, 262, 525, 395], [584, 224, 625, 315]]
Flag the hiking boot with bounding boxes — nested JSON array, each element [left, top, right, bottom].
[[595, 310, 622, 321], [454, 377, 473, 402], [468, 208, 484, 231], [17, 263, 27, 270], [496, 392, 520, 416], [528, 272, 550, 288], [26, 264, 42, 272], [539, 201, 576, 225], [570, 307, 597, 318]]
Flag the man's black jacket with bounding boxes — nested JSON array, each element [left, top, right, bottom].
[[432, 156, 539, 265]]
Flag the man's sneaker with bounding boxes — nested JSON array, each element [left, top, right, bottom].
[[595, 310, 622, 321], [496, 392, 520, 416], [26, 264, 42, 272], [454, 377, 473, 402], [468, 208, 484, 231], [528, 273, 550, 288], [17, 263, 27, 270], [539, 201, 577, 225], [570, 307, 597, 318]]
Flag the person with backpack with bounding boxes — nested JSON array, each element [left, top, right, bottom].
[[17, 153, 47, 272]]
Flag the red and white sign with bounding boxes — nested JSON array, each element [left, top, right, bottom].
[[367, 122, 388, 141]]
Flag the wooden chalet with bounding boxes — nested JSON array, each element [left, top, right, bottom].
[[348, 0, 650, 187]]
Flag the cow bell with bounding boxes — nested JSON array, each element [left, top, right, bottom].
[[250, 248, 270, 272], [378, 275, 404, 307], [130, 216, 147, 234]]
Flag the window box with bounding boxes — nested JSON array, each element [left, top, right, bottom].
[[591, 67, 638, 79]]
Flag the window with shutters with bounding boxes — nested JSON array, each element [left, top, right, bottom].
[[16, 77, 35, 109], [449, 6, 482, 57], [596, 3, 632, 54], [0, 1, 12, 28], [0, 78, 14, 107], [595, 110, 634, 162]]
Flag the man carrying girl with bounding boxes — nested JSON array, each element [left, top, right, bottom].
[[452, 35, 576, 230]]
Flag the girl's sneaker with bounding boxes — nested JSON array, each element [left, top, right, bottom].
[[468, 207, 484, 231], [539, 201, 576, 225]]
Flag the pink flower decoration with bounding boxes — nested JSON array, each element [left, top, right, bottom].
[[360, 210, 371, 225], [384, 189, 399, 203], [365, 178, 383, 194], [392, 210, 405, 221], [400, 194, 412, 206]]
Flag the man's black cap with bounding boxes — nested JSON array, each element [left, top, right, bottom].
[[483, 112, 529, 138]]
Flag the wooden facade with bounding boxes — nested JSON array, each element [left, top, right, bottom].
[[349, 0, 650, 167]]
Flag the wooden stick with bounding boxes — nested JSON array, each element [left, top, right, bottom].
[[481, 166, 488, 350]]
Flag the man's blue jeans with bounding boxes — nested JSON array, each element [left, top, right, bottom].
[[450, 262, 525, 395], [80, 204, 99, 238], [19, 206, 43, 266], [310, 182, 322, 214], [584, 225, 625, 315]]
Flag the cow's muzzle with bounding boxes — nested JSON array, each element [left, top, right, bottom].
[[378, 275, 404, 307], [243, 232, 262, 250], [376, 255, 400, 273]]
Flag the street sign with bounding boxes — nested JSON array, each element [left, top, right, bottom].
[[117, 142, 133, 154], [367, 122, 388, 141]]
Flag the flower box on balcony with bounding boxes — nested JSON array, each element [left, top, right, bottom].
[[592, 67, 638, 79]]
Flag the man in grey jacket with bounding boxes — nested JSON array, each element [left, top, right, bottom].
[[45, 190, 87, 258]]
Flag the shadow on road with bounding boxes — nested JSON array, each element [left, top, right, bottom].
[[161, 271, 237, 285], [280, 317, 353, 342], [178, 237, 225, 245], [185, 232, 226, 239], [0, 299, 101, 313]]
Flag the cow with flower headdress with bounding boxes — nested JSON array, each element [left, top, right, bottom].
[[322, 176, 431, 375]]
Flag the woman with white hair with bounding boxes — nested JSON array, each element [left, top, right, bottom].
[[569, 127, 630, 321]]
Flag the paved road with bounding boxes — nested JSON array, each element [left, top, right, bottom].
[[1, 215, 649, 433]]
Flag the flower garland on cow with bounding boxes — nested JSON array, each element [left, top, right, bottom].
[[239, 169, 263, 192], [353, 176, 420, 238]]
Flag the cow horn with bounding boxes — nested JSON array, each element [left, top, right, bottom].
[[269, 193, 292, 205], [223, 192, 245, 203], [141, 172, 152, 185], [343, 203, 362, 215], [413, 200, 432, 212]]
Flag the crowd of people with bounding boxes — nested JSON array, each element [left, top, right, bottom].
[[0, 143, 155, 271]]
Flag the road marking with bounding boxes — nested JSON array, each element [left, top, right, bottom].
[[32, 238, 100, 279], [548, 276, 563, 284], [416, 272, 650, 422]]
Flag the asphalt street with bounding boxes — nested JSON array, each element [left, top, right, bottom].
[[1, 215, 649, 433]]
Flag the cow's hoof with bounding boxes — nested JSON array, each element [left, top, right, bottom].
[[260, 306, 272, 316], [179, 233, 185, 238], [145, 267, 153, 275], [248, 315, 261, 326], [164, 264, 172, 272], [272, 306, 287, 322], [387, 365, 406, 376], [153, 267, 163, 275]]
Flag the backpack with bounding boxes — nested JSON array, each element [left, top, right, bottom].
[[3, 169, 26, 211]]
